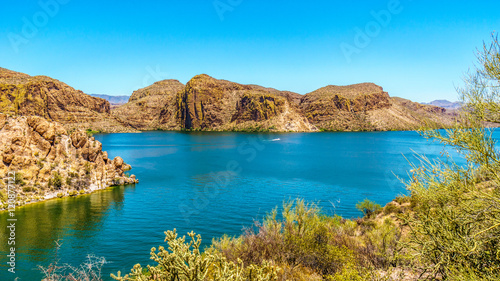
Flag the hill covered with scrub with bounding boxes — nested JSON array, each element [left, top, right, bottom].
[[0, 67, 456, 133]]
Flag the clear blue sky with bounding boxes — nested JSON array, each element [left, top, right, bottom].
[[1, 0, 499, 102]]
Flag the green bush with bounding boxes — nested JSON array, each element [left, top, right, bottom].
[[356, 199, 382, 218], [52, 171, 63, 189], [14, 172, 26, 186], [111, 229, 279, 281], [212, 200, 372, 279], [404, 34, 500, 279]]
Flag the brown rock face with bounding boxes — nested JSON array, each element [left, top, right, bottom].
[[298, 83, 455, 131], [0, 114, 138, 208], [232, 94, 286, 122], [300, 83, 391, 131], [128, 79, 185, 102], [366, 97, 456, 131], [0, 68, 131, 133], [176, 75, 315, 132], [112, 80, 185, 130]]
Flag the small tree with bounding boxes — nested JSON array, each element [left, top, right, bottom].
[[404, 34, 500, 279], [356, 199, 381, 218]]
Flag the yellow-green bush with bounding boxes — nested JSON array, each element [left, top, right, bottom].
[[111, 229, 279, 281]]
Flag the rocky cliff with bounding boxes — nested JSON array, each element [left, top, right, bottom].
[[299, 83, 455, 131], [0, 68, 132, 132], [175, 74, 315, 132], [0, 114, 138, 208], [112, 80, 185, 130], [1, 67, 456, 133]]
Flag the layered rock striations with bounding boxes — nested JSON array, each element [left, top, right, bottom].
[[0, 68, 131, 132], [299, 83, 455, 131], [0, 114, 138, 208], [300, 83, 391, 131], [175, 74, 315, 132], [0, 67, 456, 133], [112, 79, 185, 130]]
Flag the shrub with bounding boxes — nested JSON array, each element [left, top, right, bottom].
[[22, 186, 35, 193], [404, 34, 500, 279], [39, 241, 107, 281], [14, 172, 26, 186], [212, 200, 372, 279], [111, 229, 279, 281], [383, 203, 398, 215], [356, 199, 382, 218], [52, 172, 63, 189]]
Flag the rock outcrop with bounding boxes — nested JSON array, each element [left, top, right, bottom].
[[0, 114, 138, 208], [299, 83, 455, 131], [0, 67, 456, 133], [0, 67, 132, 132], [112, 80, 185, 130], [175, 74, 315, 132]]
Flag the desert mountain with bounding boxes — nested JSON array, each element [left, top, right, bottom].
[[0, 68, 131, 132], [112, 75, 456, 132], [112, 79, 185, 130], [422, 99, 462, 110], [175, 74, 315, 132], [300, 83, 456, 131], [90, 94, 130, 108], [0, 68, 456, 132]]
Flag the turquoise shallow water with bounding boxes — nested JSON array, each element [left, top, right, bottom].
[[0, 131, 487, 280]]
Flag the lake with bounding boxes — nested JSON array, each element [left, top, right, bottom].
[[0, 131, 475, 280]]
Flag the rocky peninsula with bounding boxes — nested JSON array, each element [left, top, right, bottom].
[[0, 113, 138, 209]]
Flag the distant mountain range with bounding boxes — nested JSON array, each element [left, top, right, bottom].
[[90, 94, 130, 105], [422, 100, 462, 110]]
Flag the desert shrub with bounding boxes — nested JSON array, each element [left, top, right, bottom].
[[52, 172, 63, 189], [212, 200, 372, 279], [393, 195, 410, 205], [356, 199, 382, 218], [39, 241, 106, 281], [86, 128, 100, 137], [14, 172, 26, 186], [403, 34, 500, 279], [383, 203, 398, 215], [22, 186, 35, 193], [84, 162, 92, 176], [111, 229, 279, 281], [74, 178, 89, 191]]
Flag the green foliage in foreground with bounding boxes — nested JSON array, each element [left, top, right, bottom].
[[402, 34, 500, 280], [39, 32, 500, 281], [111, 200, 404, 281], [111, 229, 279, 281], [356, 199, 382, 218]]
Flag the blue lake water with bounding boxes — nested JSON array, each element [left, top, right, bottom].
[[0, 131, 487, 280]]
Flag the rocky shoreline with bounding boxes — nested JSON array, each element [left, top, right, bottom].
[[0, 113, 138, 210]]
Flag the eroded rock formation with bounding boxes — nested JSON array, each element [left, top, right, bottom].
[[0, 114, 138, 208]]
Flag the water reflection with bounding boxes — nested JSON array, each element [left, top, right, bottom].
[[0, 184, 133, 280]]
